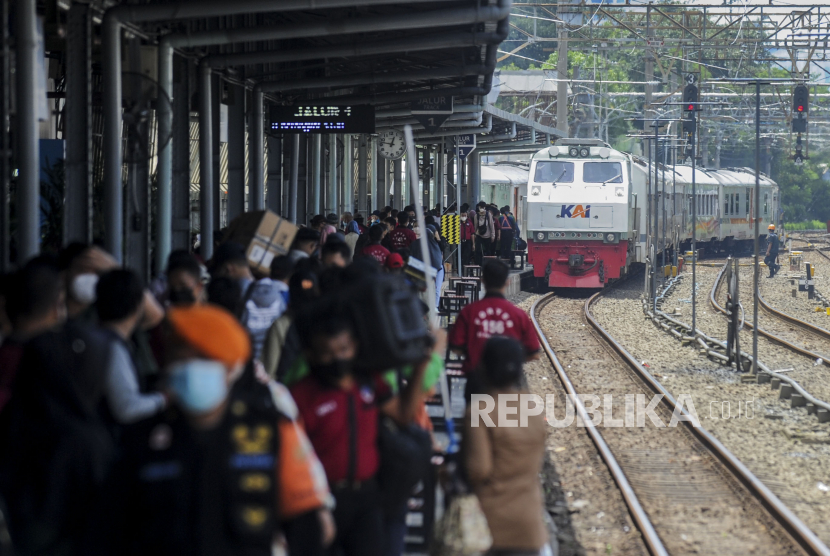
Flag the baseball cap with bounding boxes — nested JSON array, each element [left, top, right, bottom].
[[386, 253, 405, 269]]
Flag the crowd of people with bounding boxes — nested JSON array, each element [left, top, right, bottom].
[[0, 201, 548, 556]]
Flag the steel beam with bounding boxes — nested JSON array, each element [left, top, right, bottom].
[[358, 135, 368, 216], [377, 145, 387, 211], [199, 65, 214, 260], [467, 151, 481, 206], [171, 56, 192, 253], [211, 73, 221, 230], [108, 0, 469, 266], [393, 159, 403, 209], [251, 88, 265, 211], [258, 64, 491, 94], [311, 135, 321, 216], [64, 3, 92, 246], [0, 0, 9, 271], [289, 134, 300, 224], [343, 135, 353, 215], [328, 135, 338, 215], [370, 136, 379, 212], [16, 0, 40, 262], [267, 134, 282, 215], [206, 31, 503, 70], [227, 83, 246, 222]]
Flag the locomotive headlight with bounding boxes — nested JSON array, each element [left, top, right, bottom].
[[606, 233, 615, 242], [579, 147, 590, 157], [531, 186, 541, 196], [569, 147, 579, 157], [536, 232, 545, 241], [615, 187, 624, 197]]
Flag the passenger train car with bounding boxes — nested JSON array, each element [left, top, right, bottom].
[[521, 139, 779, 288], [479, 163, 530, 222]]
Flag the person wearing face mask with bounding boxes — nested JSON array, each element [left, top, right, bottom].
[[459, 209, 476, 268], [165, 251, 205, 307], [290, 315, 430, 556], [59, 244, 166, 389], [96, 304, 335, 556], [96, 269, 168, 425], [473, 201, 495, 265]]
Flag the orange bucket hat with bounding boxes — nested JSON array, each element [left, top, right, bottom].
[[167, 304, 251, 368]]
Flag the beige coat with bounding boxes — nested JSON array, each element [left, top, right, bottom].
[[464, 387, 548, 551], [261, 313, 292, 378]]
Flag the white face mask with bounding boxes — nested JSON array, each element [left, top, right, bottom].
[[71, 273, 99, 305]]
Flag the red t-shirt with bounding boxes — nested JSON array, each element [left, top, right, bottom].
[[459, 219, 475, 241], [362, 244, 390, 266], [290, 375, 391, 484], [448, 294, 540, 373], [387, 225, 417, 252]]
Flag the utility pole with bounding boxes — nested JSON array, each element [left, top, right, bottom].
[[644, 5, 653, 157], [556, 7, 568, 135]]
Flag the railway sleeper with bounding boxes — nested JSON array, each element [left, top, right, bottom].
[[645, 272, 830, 424]]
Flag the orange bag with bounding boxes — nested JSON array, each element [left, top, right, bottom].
[[277, 417, 334, 519]]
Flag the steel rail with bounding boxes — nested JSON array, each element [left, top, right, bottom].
[[530, 293, 669, 556], [582, 286, 830, 556], [709, 262, 830, 367], [708, 264, 830, 418]]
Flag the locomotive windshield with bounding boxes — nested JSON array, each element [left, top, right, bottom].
[[534, 161, 574, 183], [584, 162, 623, 183]]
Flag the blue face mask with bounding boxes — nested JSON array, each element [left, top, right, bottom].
[[168, 359, 228, 414]]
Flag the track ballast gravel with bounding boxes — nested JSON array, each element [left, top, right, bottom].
[[513, 291, 646, 556], [594, 265, 830, 545], [537, 287, 801, 555]]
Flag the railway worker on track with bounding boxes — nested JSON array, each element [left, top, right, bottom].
[[449, 260, 540, 380], [765, 224, 781, 278]]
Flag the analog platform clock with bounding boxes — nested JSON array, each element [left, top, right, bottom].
[[378, 128, 406, 160]]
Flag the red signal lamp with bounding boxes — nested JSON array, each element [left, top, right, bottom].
[[797, 105, 804, 112], [687, 104, 695, 111]]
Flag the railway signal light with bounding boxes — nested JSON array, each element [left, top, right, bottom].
[[793, 135, 806, 165], [683, 84, 699, 112], [793, 84, 809, 132]]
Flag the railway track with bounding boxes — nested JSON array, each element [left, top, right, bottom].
[[709, 261, 830, 416], [710, 260, 830, 364], [532, 286, 830, 555]]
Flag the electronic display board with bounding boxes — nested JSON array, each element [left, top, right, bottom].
[[269, 105, 375, 133]]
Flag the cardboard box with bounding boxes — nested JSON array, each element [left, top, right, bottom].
[[223, 210, 298, 275]]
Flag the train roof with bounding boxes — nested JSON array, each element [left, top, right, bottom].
[[631, 159, 777, 189], [708, 167, 776, 188], [481, 164, 529, 186]]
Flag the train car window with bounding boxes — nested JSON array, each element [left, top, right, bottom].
[[534, 161, 574, 183], [764, 193, 769, 215], [583, 162, 623, 183], [724, 196, 729, 216], [746, 188, 750, 215]]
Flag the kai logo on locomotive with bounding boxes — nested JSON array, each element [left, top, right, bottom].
[[560, 204, 591, 218]]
